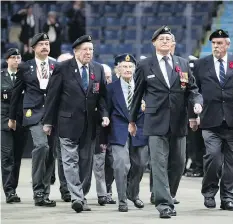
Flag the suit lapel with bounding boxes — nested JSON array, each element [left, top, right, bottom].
[[29, 59, 40, 86], [150, 55, 169, 88], [206, 56, 220, 85], [114, 80, 129, 120], [170, 55, 179, 87], [70, 58, 86, 94], [4, 71, 14, 87], [224, 53, 233, 85], [87, 62, 95, 95]]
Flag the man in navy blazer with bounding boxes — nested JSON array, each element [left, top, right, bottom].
[[107, 54, 148, 212], [8, 33, 56, 207]]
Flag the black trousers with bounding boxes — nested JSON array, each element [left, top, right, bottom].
[[187, 128, 205, 170], [202, 123, 233, 202], [105, 146, 115, 194], [1, 126, 28, 197]]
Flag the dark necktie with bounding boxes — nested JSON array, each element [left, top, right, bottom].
[[219, 58, 226, 86], [127, 83, 133, 111], [11, 73, 16, 82], [82, 65, 88, 91], [162, 56, 173, 85]]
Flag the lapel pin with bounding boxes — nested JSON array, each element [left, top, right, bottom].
[[75, 69, 77, 73]]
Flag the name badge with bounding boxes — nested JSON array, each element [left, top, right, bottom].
[[93, 82, 100, 94], [40, 79, 49, 90], [147, 75, 155, 79]]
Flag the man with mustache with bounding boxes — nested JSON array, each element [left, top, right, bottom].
[[128, 26, 203, 218], [42, 35, 109, 213], [189, 29, 233, 211], [8, 33, 56, 207]]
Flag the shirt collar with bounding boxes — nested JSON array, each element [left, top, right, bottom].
[[120, 77, 134, 86], [156, 52, 172, 62], [213, 54, 228, 63], [35, 57, 49, 66], [7, 69, 17, 75], [76, 59, 89, 70]]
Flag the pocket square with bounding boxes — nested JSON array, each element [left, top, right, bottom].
[[147, 75, 155, 79]]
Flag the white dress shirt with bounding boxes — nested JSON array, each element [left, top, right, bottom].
[[213, 54, 228, 81], [35, 57, 49, 80], [7, 69, 17, 81], [156, 53, 173, 88], [120, 77, 135, 107], [76, 59, 89, 84]]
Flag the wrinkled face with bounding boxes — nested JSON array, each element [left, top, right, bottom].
[[74, 42, 93, 64], [118, 61, 135, 80], [33, 40, 50, 58], [153, 34, 173, 53], [105, 71, 112, 84], [211, 38, 230, 58], [6, 55, 21, 70]]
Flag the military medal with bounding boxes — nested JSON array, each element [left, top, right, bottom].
[[92, 82, 100, 93], [25, 109, 32, 117]]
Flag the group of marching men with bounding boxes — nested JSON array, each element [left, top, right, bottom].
[[1, 25, 233, 219]]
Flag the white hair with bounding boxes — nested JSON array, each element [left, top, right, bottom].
[[226, 38, 231, 44], [171, 33, 176, 43], [102, 64, 112, 75], [57, 53, 73, 62]]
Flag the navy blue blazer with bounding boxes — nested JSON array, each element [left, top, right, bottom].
[[107, 79, 148, 147], [9, 59, 57, 126]]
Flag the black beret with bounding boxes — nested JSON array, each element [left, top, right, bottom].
[[5, 48, 20, 59], [114, 53, 136, 65], [31, 33, 49, 47], [151, 25, 172, 41], [209, 29, 229, 41], [72, 35, 92, 49]]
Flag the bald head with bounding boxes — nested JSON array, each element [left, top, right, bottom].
[[57, 53, 73, 62], [102, 64, 112, 84]]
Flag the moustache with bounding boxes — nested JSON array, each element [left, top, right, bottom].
[[41, 49, 48, 52]]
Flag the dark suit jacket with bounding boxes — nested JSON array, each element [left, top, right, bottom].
[[9, 59, 57, 126], [42, 58, 108, 142], [1, 69, 24, 131], [191, 53, 233, 128], [107, 79, 148, 146], [130, 54, 203, 137]]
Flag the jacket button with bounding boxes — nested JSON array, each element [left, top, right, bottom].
[[44, 94, 46, 96], [223, 101, 225, 103], [42, 105, 44, 107]]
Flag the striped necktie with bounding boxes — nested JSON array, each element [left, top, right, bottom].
[[41, 61, 48, 79], [127, 83, 133, 111], [219, 58, 226, 86]]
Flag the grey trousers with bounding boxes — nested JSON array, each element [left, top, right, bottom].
[[111, 141, 149, 206], [29, 123, 55, 199], [93, 151, 107, 197], [202, 128, 233, 202], [59, 137, 93, 202], [55, 136, 69, 196], [149, 135, 186, 212]]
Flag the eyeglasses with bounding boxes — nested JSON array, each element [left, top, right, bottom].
[[9, 56, 21, 60]]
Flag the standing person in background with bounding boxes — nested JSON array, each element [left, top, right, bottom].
[[128, 26, 203, 218], [93, 63, 116, 206], [1, 48, 28, 204], [8, 33, 56, 207], [42, 11, 62, 59]]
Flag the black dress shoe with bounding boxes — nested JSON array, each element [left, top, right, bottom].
[[133, 199, 144, 208], [106, 197, 116, 204], [204, 197, 216, 208], [6, 193, 20, 203], [173, 198, 180, 204], [150, 193, 155, 205], [160, 208, 172, 219], [98, 196, 107, 206], [72, 200, 83, 213], [220, 201, 233, 211], [35, 199, 56, 207], [118, 205, 128, 212], [61, 194, 71, 202]]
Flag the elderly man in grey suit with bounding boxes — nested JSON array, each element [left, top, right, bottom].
[[128, 26, 203, 218]]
